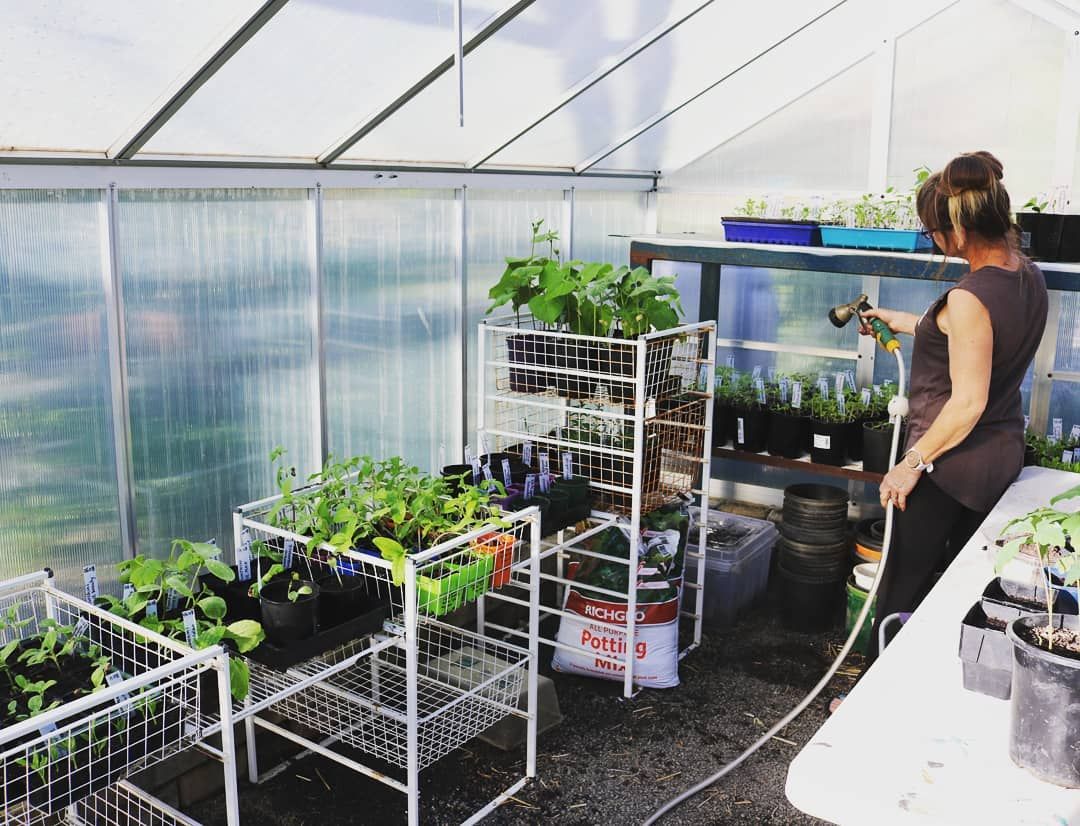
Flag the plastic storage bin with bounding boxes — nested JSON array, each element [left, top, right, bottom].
[[819, 226, 932, 252], [721, 217, 821, 247], [683, 508, 778, 628]]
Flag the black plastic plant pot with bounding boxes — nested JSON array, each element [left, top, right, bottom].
[[201, 564, 286, 622], [958, 603, 1013, 700], [1006, 613, 1080, 787], [259, 579, 320, 647], [733, 405, 769, 453], [553, 339, 599, 399], [778, 561, 844, 632], [508, 494, 551, 534], [767, 410, 807, 458], [544, 488, 571, 535], [552, 477, 592, 522], [1017, 212, 1065, 261], [713, 402, 736, 448], [845, 419, 865, 463], [862, 421, 904, 474], [1059, 214, 1080, 263], [441, 464, 475, 494], [982, 577, 1079, 624], [809, 419, 849, 466], [1023, 444, 1038, 467], [507, 333, 554, 393], [316, 573, 370, 629]]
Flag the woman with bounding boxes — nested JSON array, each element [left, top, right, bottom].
[[860, 151, 1048, 663]]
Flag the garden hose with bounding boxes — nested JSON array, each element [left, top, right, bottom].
[[643, 346, 908, 825]]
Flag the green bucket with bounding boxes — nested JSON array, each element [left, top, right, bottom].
[[845, 577, 876, 655]]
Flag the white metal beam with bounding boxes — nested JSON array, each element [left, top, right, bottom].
[[109, 0, 289, 159], [0, 164, 654, 191], [1052, 29, 1080, 193], [466, 0, 716, 169], [573, 2, 849, 174], [1008, 0, 1080, 30], [318, 0, 535, 165], [651, 0, 960, 179], [866, 35, 897, 191]]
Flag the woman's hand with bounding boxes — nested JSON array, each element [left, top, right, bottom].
[[878, 462, 922, 511], [859, 307, 919, 337]]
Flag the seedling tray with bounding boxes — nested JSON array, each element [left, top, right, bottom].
[[721, 217, 820, 247], [819, 226, 932, 252], [244, 592, 389, 671]]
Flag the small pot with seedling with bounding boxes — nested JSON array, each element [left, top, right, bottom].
[[258, 574, 319, 647], [731, 373, 770, 453], [766, 376, 808, 458], [994, 485, 1080, 787], [712, 366, 738, 448]]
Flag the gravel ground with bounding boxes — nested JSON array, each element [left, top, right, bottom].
[[190, 568, 861, 826]]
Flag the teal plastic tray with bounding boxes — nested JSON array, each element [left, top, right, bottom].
[[820, 226, 932, 252]]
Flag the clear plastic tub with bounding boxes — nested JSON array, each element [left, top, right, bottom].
[[683, 508, 778, 628]]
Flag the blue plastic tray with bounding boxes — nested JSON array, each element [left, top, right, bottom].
[[820, 226, 932, 252], [721, 218, 820, 247]]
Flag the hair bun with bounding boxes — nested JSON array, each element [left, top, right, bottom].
[[943, 151, 1004, 194]]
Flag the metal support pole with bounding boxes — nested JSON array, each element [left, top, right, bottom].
[[99, 184, 138, 558], [624, 337, 648, 698], [404, 557, 420, 826], [866, 34, 896, 192], [308, 185, 328, 465], [855, 275, 881, 389], [454, 0, 465, 127], [1030, 291, 1062, 434], [457, 187, 470, 454], [216, 653, 242, 826], [526, 511, 540, 778], [563, 188, 575, 260]]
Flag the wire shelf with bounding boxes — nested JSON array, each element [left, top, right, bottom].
[[246, 621, 527, 772], [71, 780, 201, 826], [0, 573, 219, 822]]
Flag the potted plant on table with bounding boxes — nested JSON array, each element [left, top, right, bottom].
[[994, 485, 1080, 787], [720, 197, 822, 247], [766, 375, 809, 459], [807, 392, 854, 466], [730, 374, 769, 454]]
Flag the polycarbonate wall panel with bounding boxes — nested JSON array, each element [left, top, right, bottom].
[[118, 189, 316, 557], [323, 190, 459, 473], [1053, 293, 1080, 373], [572, 191, 648, 266], [889, 0, 1063, 200], [465, 190, 563, 437], [0, 190, 122, 593], [0, 1, 265, 153]]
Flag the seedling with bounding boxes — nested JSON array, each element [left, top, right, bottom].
[[287, 574, 313, 603]]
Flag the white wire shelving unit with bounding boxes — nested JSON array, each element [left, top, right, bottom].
[[226, 492, 542, 826], [0, 569, 239, 826], [476, 319, 716, 698]]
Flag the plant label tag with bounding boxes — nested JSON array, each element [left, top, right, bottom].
[[523, 441, 533, 467], [539, 452, 550, 477], [754, 378, 766, 405], [813, 433, 831, 450], [737, 417, 746, 445], [83, 564, 98, 604], [1064, 449, 1074, 464], [873, 384, 881, 396], [726, 354, 735, 368], [818, 378, 830, 399], [768, 366, 776, 382], [181, 609, 198, 647], [525, 474, 536, 499], [1049, 433, 1059, 445], [698, 363, 709, 390], [482, 463, 494, 482], [1024, 414, 1030, 429], [779, 378, 789, 403], [792, 382, 802, 409], [845, 370, 856, 391], [72, 617, 90, 641], [645, 398, 657, 418], [837, 393, 847, 416], [470, 456, 481, 482], [37, 721, 58, 737], [105, 670, 131, 707], [478, 434, 488, 458], [562, 452, 573, 479], [283, 538, 295, 571], [1072, 425, 1080, 440], [556, 426, 563, 443], [122, 582, 135, 600], [752, 365, 762, 379], [464, 444, 473, 465], [236, 542, 252, 582], [205, 538, 220, 560], [835, 373, 846, 398], [861, 388, 871, 406], [165, 588, 180, 612], [715, 373, 724, 391], [502, 458, 513, 486], [1053, 418, 1063, 440], [540, 473, 552, 494], [145, 599, 158, 619]]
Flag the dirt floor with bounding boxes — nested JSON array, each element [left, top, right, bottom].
[[190, 556, 860, 826]]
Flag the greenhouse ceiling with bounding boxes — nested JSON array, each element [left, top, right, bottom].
[[5, 0, 1076, 181]]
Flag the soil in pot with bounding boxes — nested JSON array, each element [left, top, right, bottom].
[[767, 410, 807, 459], [733, 405, 769, 453], [809, 420, 849, 466], [1007, 613, 1080, 787], [260, 579, 320, 646], [862, 420, 904, 474]]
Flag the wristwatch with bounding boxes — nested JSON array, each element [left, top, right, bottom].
[[903, 448, 934, 473]]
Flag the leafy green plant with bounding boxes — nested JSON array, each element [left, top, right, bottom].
[[733, 198, 767, 218], [486, 219, 559, 323], [1023, 196, 1049, 214], [286, 574, 313, 603]]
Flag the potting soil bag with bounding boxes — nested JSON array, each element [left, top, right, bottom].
[[552, 507, 688, 688]]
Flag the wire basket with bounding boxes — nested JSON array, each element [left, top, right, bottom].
[[71, 780, 201, 826], [481, 320, 712, 515], [246, 621, 528, 772], [0, 573, 216, 822]]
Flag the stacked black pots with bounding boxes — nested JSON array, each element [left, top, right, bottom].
[[778, 483, 849, 631]]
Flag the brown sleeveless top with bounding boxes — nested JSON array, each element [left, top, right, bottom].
[[905, 259, 1047, 513]]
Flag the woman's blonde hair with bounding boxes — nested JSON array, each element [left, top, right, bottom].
[[916, 151, 1017, 248]]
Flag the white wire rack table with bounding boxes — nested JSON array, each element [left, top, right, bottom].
[[477, 319, 716, 698], [0, 570, 238, 826], [225, 496, 542, 826]]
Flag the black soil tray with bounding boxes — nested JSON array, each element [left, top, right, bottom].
[[959, 602, 1013, 700], [245, 594, 390, 672]]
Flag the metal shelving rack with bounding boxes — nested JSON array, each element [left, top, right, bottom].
[[0, 570, 239, 826], [227, 492, 541, 826], [476, 319, 716, 698]]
